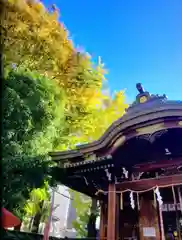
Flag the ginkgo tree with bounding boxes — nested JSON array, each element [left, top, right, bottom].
[[3, 0, 107, 144], [3, 0, 128, 236], [3, 0, 126, 150]]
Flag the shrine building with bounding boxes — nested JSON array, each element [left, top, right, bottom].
[[50, 84, 182, 240]]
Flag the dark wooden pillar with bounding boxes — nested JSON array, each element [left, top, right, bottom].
[[107, 183, 116, 240], [100, 201, 106, 240], [138, 195, 160, 240], [116, 194, 120, 240]]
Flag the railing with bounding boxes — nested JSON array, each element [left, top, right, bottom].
[[3, 230, 59, 240], [2, 230, 97, 240]]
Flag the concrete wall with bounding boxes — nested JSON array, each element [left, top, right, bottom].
[[49, 185, 76, 238]]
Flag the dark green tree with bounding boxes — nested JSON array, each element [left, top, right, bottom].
[[3, 67, 65, 219]]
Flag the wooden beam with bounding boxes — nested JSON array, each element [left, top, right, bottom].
[[116, 173, 182, 192], [107, 184, 116, 240], [133, 157, 182, 172]]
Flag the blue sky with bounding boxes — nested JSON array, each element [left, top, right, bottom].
[[43, 0, 182, 102]]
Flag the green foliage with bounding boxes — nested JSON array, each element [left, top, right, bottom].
[[22, 182, 51, 232], [24, 183, 50, 218], [3, 67, 65, 217], [3, 67, 65, 156], [71, 191, 91, 238]]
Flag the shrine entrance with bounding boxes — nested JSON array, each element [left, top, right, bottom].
[[118, 193, 140, 239], [104, 183, 182, 240]]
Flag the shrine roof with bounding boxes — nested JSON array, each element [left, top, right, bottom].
[[50, 83, 182, 162]]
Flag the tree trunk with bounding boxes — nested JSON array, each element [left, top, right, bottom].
[[87, 198, 97, 238], [31, 201, 44, 233]]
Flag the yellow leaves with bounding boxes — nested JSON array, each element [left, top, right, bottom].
[[15, 22, 27, 32], [4, 0, 128, 152], [23, 183, 50, 217], [83, 90, 103, 109], [73, 90, 128, 144], [24, 201, 37, 216], [32, 2, 45, 13], [37, 28, 51, 39], [5, 0, 73, 54], [7, 0, 25, 6], [30, 188, 48, 202]]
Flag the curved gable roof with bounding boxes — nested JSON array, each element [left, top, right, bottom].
[[50, 84, 182, 160]]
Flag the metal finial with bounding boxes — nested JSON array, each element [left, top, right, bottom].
[[136, 83, 144, 94]]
